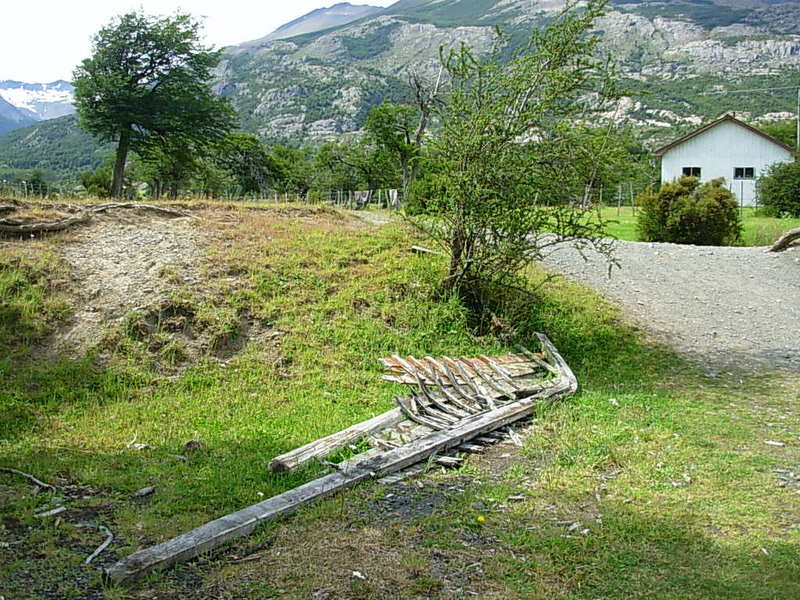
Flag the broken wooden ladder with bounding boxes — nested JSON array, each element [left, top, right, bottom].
[[105, 332, 577, 583]]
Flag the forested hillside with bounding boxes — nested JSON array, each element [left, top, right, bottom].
[[0, 115, 108, 183]]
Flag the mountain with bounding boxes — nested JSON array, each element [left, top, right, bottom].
[[215, 0, 800, 143], [0, 95, 36, 135], [0, 114, 108, 183], [0, 80, 75, 123], [248, 3, 384, 43]]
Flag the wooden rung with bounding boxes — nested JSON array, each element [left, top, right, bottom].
[[474, 436, 496, 445], [457, 443, 484, 453], [435, 456, 463, 467]]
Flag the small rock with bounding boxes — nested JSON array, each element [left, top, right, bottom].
[[184, 440, 206, 453], [133, 486, 156, 498], [351, 570, 366, 580]]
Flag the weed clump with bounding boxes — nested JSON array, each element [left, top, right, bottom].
[[636, 176, 742, 245]]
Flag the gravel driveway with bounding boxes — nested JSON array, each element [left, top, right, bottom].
[[541, 240, 800, 373]]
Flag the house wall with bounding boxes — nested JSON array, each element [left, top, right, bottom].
[[660, 120, 794, 206]]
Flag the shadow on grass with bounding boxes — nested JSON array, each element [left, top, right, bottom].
[[497, 505, 800, 599]]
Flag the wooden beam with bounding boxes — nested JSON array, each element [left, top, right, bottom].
[[267, 408, 406, 473], [105, 335, 575, 583], [768, 227, 800, 252]]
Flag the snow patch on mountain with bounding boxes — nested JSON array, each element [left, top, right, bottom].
[[0, 80, 75, 121]]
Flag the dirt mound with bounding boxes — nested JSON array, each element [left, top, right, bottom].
[[53, 211, 205, 354]]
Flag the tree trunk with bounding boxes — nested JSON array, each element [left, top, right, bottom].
[[111, 128, 131, 199]]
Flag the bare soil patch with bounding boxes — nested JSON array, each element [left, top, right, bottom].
[[52, 211, 206, 356]]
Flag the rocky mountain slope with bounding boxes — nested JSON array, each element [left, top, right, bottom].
[[0, 96, 36, 135], [0, 80, 75, 128], [252, 2, 384, 43], [215, 0, 800, 143]]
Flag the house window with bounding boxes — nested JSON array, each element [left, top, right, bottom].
[[733, 167, 755, 180], [682, 167, 701, 177]]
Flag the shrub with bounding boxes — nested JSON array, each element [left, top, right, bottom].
[[757, 160, 800, 218], [636, 176, 742, 245]]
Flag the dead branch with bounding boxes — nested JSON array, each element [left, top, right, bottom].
[[0, 212, 90, 234], [768, 227, 800, 253], [0, 467, 57, 491], [77, 522, 114, 564]]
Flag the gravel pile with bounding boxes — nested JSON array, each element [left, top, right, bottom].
[[540, 239, 800, 373]]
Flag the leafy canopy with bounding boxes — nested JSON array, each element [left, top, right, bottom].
[[73, 11, 235, 196], [757, 159, 800, 218]]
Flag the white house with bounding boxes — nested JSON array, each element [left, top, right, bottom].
[[655, 114, 795, 206]]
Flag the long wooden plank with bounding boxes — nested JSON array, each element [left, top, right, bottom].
[[267, 408, 406, 473], [106, 336, 576, 583]]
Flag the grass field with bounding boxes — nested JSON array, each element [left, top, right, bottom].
[[601, 206, 800, 246], [1, 204, 798, 599]]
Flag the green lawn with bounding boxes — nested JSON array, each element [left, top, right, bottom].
[[1, 204, 797, 599], [601, 206, 800, 246]]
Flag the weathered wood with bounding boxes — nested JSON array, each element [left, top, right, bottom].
[[268, 408, 406, 473], [435, 456, 463, 467], [410, 245, 444, 256], [105, 335, 576, 583], [0, 212, 90, 234], [0, 467, 56, 491], [456, 443, 484, 453], [768, 227, 800, 252]]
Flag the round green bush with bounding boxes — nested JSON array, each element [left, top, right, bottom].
[[636, 176, 742, 245], [757, 160, 800, 218]]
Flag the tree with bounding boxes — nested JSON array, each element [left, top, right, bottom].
[[757, 159, 800, 217], [411, 1, 621, 314], [73, 11, 235, 197], [755, 119, 797, 150], [364, 102, 423, 198], [213, 133, 275, 195]]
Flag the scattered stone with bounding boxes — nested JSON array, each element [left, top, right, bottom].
[[133, 486, 156, 498], [184, 440, 206, 453]]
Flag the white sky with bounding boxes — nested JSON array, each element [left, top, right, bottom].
[[1, 1, 395, 82]]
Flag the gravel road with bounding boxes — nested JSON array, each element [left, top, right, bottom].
[[541, 239, 800, 373]]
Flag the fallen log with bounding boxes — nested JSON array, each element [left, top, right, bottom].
[[0, 212, 90, 234], [768, 227, 800, 253], [104, 334, 576, 583]]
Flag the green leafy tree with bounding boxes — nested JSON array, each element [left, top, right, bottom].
[[364, 102, 421, 197], [80, 159, 114, 197], [213, 133, 275, 195], [269, 146, 314, 195], [757, 159, 800, 217], [73, 11, 235, 197], [755, 119, 797, 150], [411, 1, 621, 314]]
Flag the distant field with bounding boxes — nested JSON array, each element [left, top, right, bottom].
[[601, 206, 800, 246]]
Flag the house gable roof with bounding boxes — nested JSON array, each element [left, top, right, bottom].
[[654, 114, 796, 157]]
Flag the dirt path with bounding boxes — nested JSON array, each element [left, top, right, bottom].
[[541, 240, 800, 373]]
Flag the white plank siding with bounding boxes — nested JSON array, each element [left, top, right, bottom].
[[658, 116, 795, 206]]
